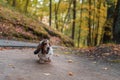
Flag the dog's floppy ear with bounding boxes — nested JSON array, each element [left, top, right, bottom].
[[34, 49, 39, 54], [34, 43, 42, 55]]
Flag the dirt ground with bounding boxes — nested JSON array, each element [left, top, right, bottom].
[[0, 48, 120, 80]]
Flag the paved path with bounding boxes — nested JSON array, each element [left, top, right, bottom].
[[0, 39, 37, 48], [0, 48, 120, 80], [0, 39, 59, 49]]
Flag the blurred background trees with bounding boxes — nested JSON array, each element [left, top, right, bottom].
[[6, 0, 119, 47]]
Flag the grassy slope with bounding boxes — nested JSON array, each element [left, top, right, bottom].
[[0, 1, 73, 47]]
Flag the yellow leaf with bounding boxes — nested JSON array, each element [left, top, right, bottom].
[[68, 60, 73, 63]]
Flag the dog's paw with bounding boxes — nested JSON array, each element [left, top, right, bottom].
[[44, 59, 51, 63], [39, 60, 45, 64]]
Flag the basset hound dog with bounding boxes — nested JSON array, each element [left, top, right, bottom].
[[34, 39, 53, 63]]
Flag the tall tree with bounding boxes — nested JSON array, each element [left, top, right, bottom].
[[61, 0, 73, 32], [78, 0, 83, 47], [103, 0, 115, 43], [71, 0, 76, 40], [6, 0, 10, 4], [95, 0, 102, 45], [12, 0, 16, 7], [54, 0, 61, 29], [49, 0, 52, 26], [63, 0, 73, 24], [92, 0, 96, 46], [24, 0, 29, 13], [113, 0, 120, 43], [87, 0, 92, 46]]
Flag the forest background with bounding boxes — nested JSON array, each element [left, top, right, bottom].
[[4, 0, 120, 47]]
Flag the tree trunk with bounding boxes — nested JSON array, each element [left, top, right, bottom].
[[6, 0, 10, 4], [78, 0, 83, 47], [61, 0, 73, 32], [64, 0, 73, 24], [71, 0, 76, 40], [103, 0, 116, 43], [95, 0, 101, 45], [49, 0, 52, 26], [55, 0, 61, 30], [12, 0, 16, 7], [87, 0, 92, 46], [113, 0, 120, 43], [24, 0, 29, 13], [92, 0, 96, 46]]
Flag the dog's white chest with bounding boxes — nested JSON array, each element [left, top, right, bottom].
[[38, 47, 53, 62]]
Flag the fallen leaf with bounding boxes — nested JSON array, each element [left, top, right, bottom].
[[68, 60, 73, 63], [64, 52, 71, 54], [8, 64, 15, 68], [8, 64, 13, 66], [43, 73, 51, 76], [102, 67, 108, 70], [68, 72, 73, 76], [93, 61, 97, 64]]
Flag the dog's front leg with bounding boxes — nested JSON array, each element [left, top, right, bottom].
[[48, 57, 51, 62], [39, 58, 45, 64]]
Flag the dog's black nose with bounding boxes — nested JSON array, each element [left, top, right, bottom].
[[47, 47, 50, 50]]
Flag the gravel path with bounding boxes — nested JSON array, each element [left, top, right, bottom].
[[0, 48, 120, 80]]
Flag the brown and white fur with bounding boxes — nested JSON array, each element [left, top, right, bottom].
[[34, 39, 53, 63]]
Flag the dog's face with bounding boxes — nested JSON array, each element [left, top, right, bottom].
[[42, 39, 50, 48], [34, 39, 51, 55], [41, 39, 50, 54]]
